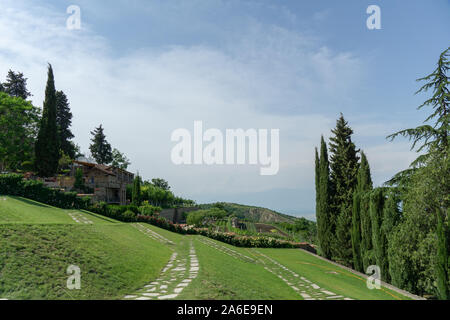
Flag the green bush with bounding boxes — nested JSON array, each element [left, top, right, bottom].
[[122, 210, 137, 222], [139, 205, 161, 216], [0, 174, 90, 209]]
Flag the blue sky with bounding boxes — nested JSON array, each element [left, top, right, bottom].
[[0, 0, 449, 219]]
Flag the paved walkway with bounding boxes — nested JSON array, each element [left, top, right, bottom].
[[254, 250, 352, 300], [131, 223, 174, 245], [67, 212, 93, 224], [123, 241, 198, 300]]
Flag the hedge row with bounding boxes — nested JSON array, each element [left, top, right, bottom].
[[193, 228, 312, 249], [0, 174, 91, 209]]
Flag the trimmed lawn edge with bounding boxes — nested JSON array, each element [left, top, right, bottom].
[[298, 248, 426, 300]]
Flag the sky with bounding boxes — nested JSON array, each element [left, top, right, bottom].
[[0, 0, 449, 219]]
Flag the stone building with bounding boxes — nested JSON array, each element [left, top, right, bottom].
[[72, 160, 134, 205]]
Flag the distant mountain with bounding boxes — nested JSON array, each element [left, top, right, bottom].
[[198, 202, 300, 224]]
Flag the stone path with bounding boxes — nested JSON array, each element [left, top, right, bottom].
[[67, 211, 93, 224], [254, 250, 352, 300], [132, 223, 174, 245], [197, 237, 256, 264], [123, 241, 198, 300]]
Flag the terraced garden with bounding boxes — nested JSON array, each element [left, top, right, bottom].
[[0, 196, 414, 300]]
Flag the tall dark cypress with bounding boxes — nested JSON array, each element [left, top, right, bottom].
[[317, 136, 333, 259], [56, 91, 75, 159], [132, 174, 142, 206], [35, 64, 60, 177], [370, 188, 389, 282], [352, 151, 373, 272], [329, 114, 360, 266]]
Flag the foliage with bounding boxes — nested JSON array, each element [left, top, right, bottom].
[[351, 151, 373, 272], [111, 148, 131, 169], [386, 48, 449, 299], [55, 91, 75, 159], [369, 188, 390, 282], [151, 178, 170, 190], [89, 124, 113, 164], [35, 64, 60, 177], [315, 136, 333, 258], [329, 114, 359, 266], [132, 174, 142, 206], [186, 208, 227, 227], [73, 167, 84, 191], [387, 47, 449, 169], [0, 174, 90, 209], [2, 69, 32, 100], [0, 92, 40, 171], [138, 204, 161, 216]]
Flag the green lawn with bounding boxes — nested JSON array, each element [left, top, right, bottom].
[[0, 196, 172, 299], [0, 196, 414, 300], [177, 236, 300, 300], [0, 196, 116, 225], [255, 248, 410, 300]]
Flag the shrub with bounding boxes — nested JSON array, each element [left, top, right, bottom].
[[0, 174, 90, 209], [122, 210, 137, 222], [139, 205, 161, 216]]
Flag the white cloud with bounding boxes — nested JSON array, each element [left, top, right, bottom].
[[0, 0, 416, 214]]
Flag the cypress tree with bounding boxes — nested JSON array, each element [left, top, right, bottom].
[[351, 191, 363, 272], [329, 114, 360, 266], [436, 207, 449, 300], [132, 174, 142, 206], [89, 125, 113, 164], [352, 151, 373, 272], [56, 91, 75, 159], [317, 136, 333, 259], [370, 188, 390, 282], [35, 64, 60, 177]]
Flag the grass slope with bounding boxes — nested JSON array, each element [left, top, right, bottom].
[[0, 196, 172, 299], [178, 236, 300, 300], [0, 196, 413, 300]]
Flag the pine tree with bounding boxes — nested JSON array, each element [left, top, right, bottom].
[[89, 125, 113, 164], [352, 151, 373, 272], [35, 64, 60, 177], [329, 114, 360, 266], [316, 136, 333, 259], [55, 91, 75, 159], [387, 47, 449, 299], [132, 174, 142, 206], [2, 70, 32, 100]]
